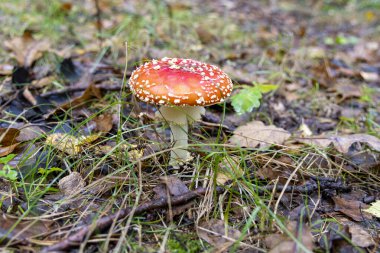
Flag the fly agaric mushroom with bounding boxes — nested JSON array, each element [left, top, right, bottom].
[[129, 57, 233, 166]]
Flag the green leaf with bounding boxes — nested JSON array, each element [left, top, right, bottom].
[[0, 166, 18, 181], [255, 83, 279, 93], [38, 167, 64, 176], [0, 154, 16, 164], [231, 87, 262, 115]]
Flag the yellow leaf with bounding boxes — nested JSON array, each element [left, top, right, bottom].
[[45, 133, 81, 155], [364, 200, 380, 218]]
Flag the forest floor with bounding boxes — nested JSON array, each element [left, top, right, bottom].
[[0, 0, 379, 252]]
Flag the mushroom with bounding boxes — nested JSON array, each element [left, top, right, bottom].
[[129, 57, 233, 167]]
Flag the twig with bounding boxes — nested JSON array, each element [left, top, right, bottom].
[[41, 177, 349, 252], [94, 0, 103, 46], [41, 186, 216, 252]]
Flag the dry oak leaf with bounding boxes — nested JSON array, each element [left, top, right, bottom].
[[197, 219, 241, 251], [4, 33, 50, 67], [332, 196, 372, 221], [229, 121, 291, 148], [299, 134, 380, 153]]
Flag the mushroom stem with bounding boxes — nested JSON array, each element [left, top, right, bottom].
[[158, 106, 205, 167], [169, 121, 189, 164]]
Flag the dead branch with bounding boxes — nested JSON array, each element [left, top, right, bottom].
[[41, 186, 214, 252], [41, 177, 349, 252]]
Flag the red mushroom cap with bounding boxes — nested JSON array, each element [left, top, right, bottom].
[[129, 57, 233, 106]]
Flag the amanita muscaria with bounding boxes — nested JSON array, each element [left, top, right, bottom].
[[129, 57, 233, 167]]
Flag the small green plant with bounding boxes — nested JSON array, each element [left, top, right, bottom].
[[231, 83, 278, 115], [0, 154, 18, 181], [38, 167, 64, 176], [324, 34, 359, 45]]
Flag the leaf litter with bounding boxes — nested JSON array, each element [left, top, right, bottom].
[[0, 0, 379, 252]]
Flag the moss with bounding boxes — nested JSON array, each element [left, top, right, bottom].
[[167, 233, 204, 253]]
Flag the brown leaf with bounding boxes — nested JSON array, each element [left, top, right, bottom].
[[299, 134, 380, 153], [332, 196, 371, 221], [0, 128, 20, 146], [16, 125, 44, 142], [0, 214, 53, 243], [229, 121, 291, 148], [348, 225, 375, 247], [329, 79, 362, 102], [4, 32, 50, 67], [0, 143, 19, 157], [0, 128, 20, 157], [197, 219, 241, 250], [264, 221, 314, 253], [58, 172, 86, 196], [160, 176, 189, 196]]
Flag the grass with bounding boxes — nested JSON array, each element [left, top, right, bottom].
[[0, 0, 379, 252]]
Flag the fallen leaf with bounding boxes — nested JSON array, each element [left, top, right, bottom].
[[155, 176, 193, 220], [0, 214, 53, 243], [229, 121, 291, 148], [0, 143, 19, 157], [264, 221, 314, 253], [197, 219, 241, 250], [360, 71, 379, 82], [22, 87, 37, 106], [45, 133, 81, 155], [0, 128, 20, 157], [348, 225, 375, 248], [31, 76, 55, 89], [350, 41, 379, 63], [16, 125, 44, 142], [298, 134, 380, 153], [4, 32, 50, 67], [160, 176, 189, 196], [0, 128, 20, 146], [329, 80, 362, 102], [364, 200, 380, 218], [299, 123, 313, 137], [0, 64, 13, 75], [58, 172, 86, 196], [332, 196, 371, 221]]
